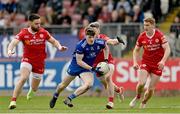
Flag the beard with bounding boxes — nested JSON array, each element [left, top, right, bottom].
[[31, 26, 39, 32]]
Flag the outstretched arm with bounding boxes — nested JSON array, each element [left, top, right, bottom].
[[47, 36, 68, 51], [7, 39, 20, 57], [106, 39, 119, 45], [107, 36, 125, 45]]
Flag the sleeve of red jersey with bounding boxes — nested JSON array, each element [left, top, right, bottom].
[[136, 34, 142, 47], [99, 34, 110, 41], [15, 29, 24, 41], [45, 30, 51, 40], [158, 31, 168, 44]]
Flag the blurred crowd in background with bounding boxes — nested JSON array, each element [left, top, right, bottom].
[[0, 0, 179, 28]]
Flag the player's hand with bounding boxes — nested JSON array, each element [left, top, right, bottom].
[[91, 67, 104, 76], [133, 63, 139, 70], [58, 46, 68, 52], [116, 36, 125, 45], [7, 50, 15, 57], [158, 61, 165, 70]]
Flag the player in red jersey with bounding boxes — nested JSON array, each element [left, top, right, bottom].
[[89, 22, 125, 109], [129, 17, 170, 108], [7, 14, 67, 109]]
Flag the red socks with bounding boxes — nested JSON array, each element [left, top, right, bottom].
[[11, 97, 16, 101], [108, 97, 114, 102], [136, 94, 141, 99], [115, 88, 120, 93]]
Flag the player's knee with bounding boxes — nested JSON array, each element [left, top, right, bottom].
[[145, 88, 154, 94], [84, 84, 93, 90], [19, 77, 28, 83], [138, 82, 145, 87], [148, 88, 155, 92], [138, 79, 146, 85], [32, 74, 42, 80], [105, 76, 111, 82]]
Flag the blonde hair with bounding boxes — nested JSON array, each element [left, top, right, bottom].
[[144, 17, 155, 25]]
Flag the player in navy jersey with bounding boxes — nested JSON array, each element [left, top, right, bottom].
[[49, 27, 109, 108], [88, 22, 125, 109]]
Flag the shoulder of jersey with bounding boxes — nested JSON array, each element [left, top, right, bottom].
[[155, 29, 163, 35], [39, 28, 47, 33], [155, 28, 160, 32], [99, 34, 107, 39], [19, 28, 28, 35], [21, 28, 28, 32], [77, 39, 87, 48], [95, 38, 105, 44]]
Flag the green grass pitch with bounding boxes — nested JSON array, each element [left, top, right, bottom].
[[0, 96, 180, 114]]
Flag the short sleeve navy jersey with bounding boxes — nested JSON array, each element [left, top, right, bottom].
[[68, 38, 106, 72]]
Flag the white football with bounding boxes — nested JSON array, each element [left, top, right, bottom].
[[96, 62, 110, 75]]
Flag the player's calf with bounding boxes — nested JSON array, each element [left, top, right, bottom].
[[27, 88, 35, 100]]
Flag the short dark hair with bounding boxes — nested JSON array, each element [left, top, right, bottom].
[[85, 27, 95, 36], [28, 14, 40, 21]]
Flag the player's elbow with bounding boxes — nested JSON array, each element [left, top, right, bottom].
[[167, 46, 171, 55], [133, 47, 140, 54], [164, 44, 171, 55], [133, 49, 138, 55], [76, 60, 83, 66], [52, 40, 57, 46], [12, 39, 19, 46]]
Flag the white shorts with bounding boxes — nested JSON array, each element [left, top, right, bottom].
[[20, 62, 43, 79]]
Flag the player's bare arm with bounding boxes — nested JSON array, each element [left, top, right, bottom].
[[103, 43, 109, 60], [76, 53, 92, 70], [133, 45, 141, 70], [106, 36, 125, 45], [7, 39, 20, 57], [158, 42, 171, 70], [48, 36, 68, 51], [107, 39, 119, 45]]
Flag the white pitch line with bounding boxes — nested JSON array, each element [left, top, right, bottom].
[[0, 112, 179, 114]]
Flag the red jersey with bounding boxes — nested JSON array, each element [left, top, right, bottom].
[[93, 34, 114, 66], [136, 29, 168, 67], [78, 28, 85, 40], [16, 28, 51, 62]]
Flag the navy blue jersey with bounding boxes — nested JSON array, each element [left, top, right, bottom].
[[67, 38, 106, 76]]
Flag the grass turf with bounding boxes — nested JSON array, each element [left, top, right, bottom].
[[0, 96, 180, 113]]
